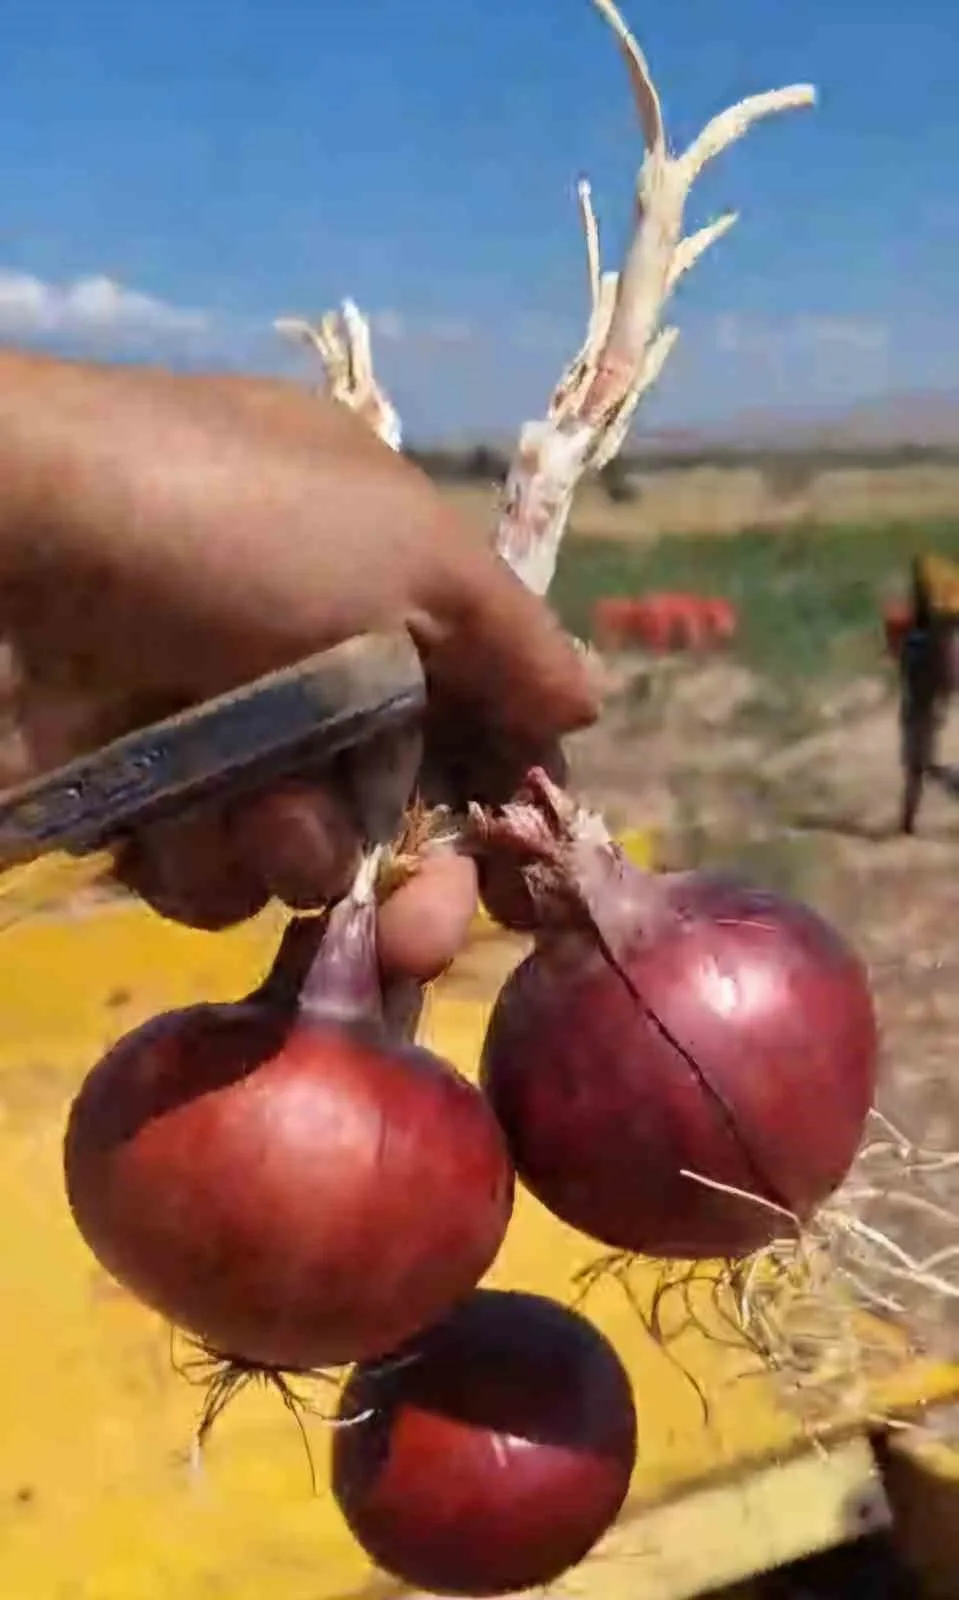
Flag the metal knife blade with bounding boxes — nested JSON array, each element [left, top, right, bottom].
[[0, 628, 426, 922]]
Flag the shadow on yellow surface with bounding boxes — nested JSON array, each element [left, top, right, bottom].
[[0, 840, 954, 1599], [877, 1430, 959, 1599]]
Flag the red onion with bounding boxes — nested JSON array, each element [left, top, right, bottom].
[[332, 1288, 637, 1596], [474, 772, 878, 1259], [64, 853, 514, 1371]]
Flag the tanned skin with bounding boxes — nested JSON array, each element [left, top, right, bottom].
[[0, 351, 597, 973]]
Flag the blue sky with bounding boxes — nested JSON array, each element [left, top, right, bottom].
[[0, 0, 955, 439]]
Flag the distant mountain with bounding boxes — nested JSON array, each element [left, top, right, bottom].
[[629, 391, 959, 457]]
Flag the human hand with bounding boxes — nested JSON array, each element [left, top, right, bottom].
[[0, 351, 597, 975]]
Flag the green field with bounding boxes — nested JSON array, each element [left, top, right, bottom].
[[551, 517, 959, 684]]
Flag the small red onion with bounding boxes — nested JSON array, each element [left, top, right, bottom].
[[332, 1288, 637, 1596]]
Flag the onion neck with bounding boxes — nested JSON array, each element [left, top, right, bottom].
[[564, 835, 669, 963], [257, 844, 428, 1040], [258, 852, 386, 1028], [470, 765, 670, 960], [295, 849, 385, 1026]]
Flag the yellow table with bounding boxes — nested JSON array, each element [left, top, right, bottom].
[[0, 834, 956, 1598]]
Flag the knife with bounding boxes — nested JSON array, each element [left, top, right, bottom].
[[0, 629, 426, 925]]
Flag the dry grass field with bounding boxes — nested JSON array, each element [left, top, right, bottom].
[[439, 459, 959, 541]]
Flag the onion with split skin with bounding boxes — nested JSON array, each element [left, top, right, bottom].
[[473, 771, 878, 1260], [63, 852, 514, 1372], [332, 1288, 637, 1597]]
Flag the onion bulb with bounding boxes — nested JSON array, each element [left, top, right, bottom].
[[473, 772, 878, 1259], [64, 853, 514, 1371], [332, 1288, 637, 1596]]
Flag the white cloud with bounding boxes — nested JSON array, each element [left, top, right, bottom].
[[369, 309, 407, 343], [0, 276, 478, 365], [798, 316, 890, 353], [714, 312, 889, 357], [368, 309, 475, 348], [699, 310, 895, 414], [0, 272, 208, 338], [513, 313, 577, 354], [424, 316, 474, 347]]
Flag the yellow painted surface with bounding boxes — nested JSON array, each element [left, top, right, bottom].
[[572, 1437, 889, 1600], [0, 854, 956, 1599]]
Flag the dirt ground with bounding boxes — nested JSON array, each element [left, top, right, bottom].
[[566, 650, 959, 1369], [565, 652, 959, 1099]]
